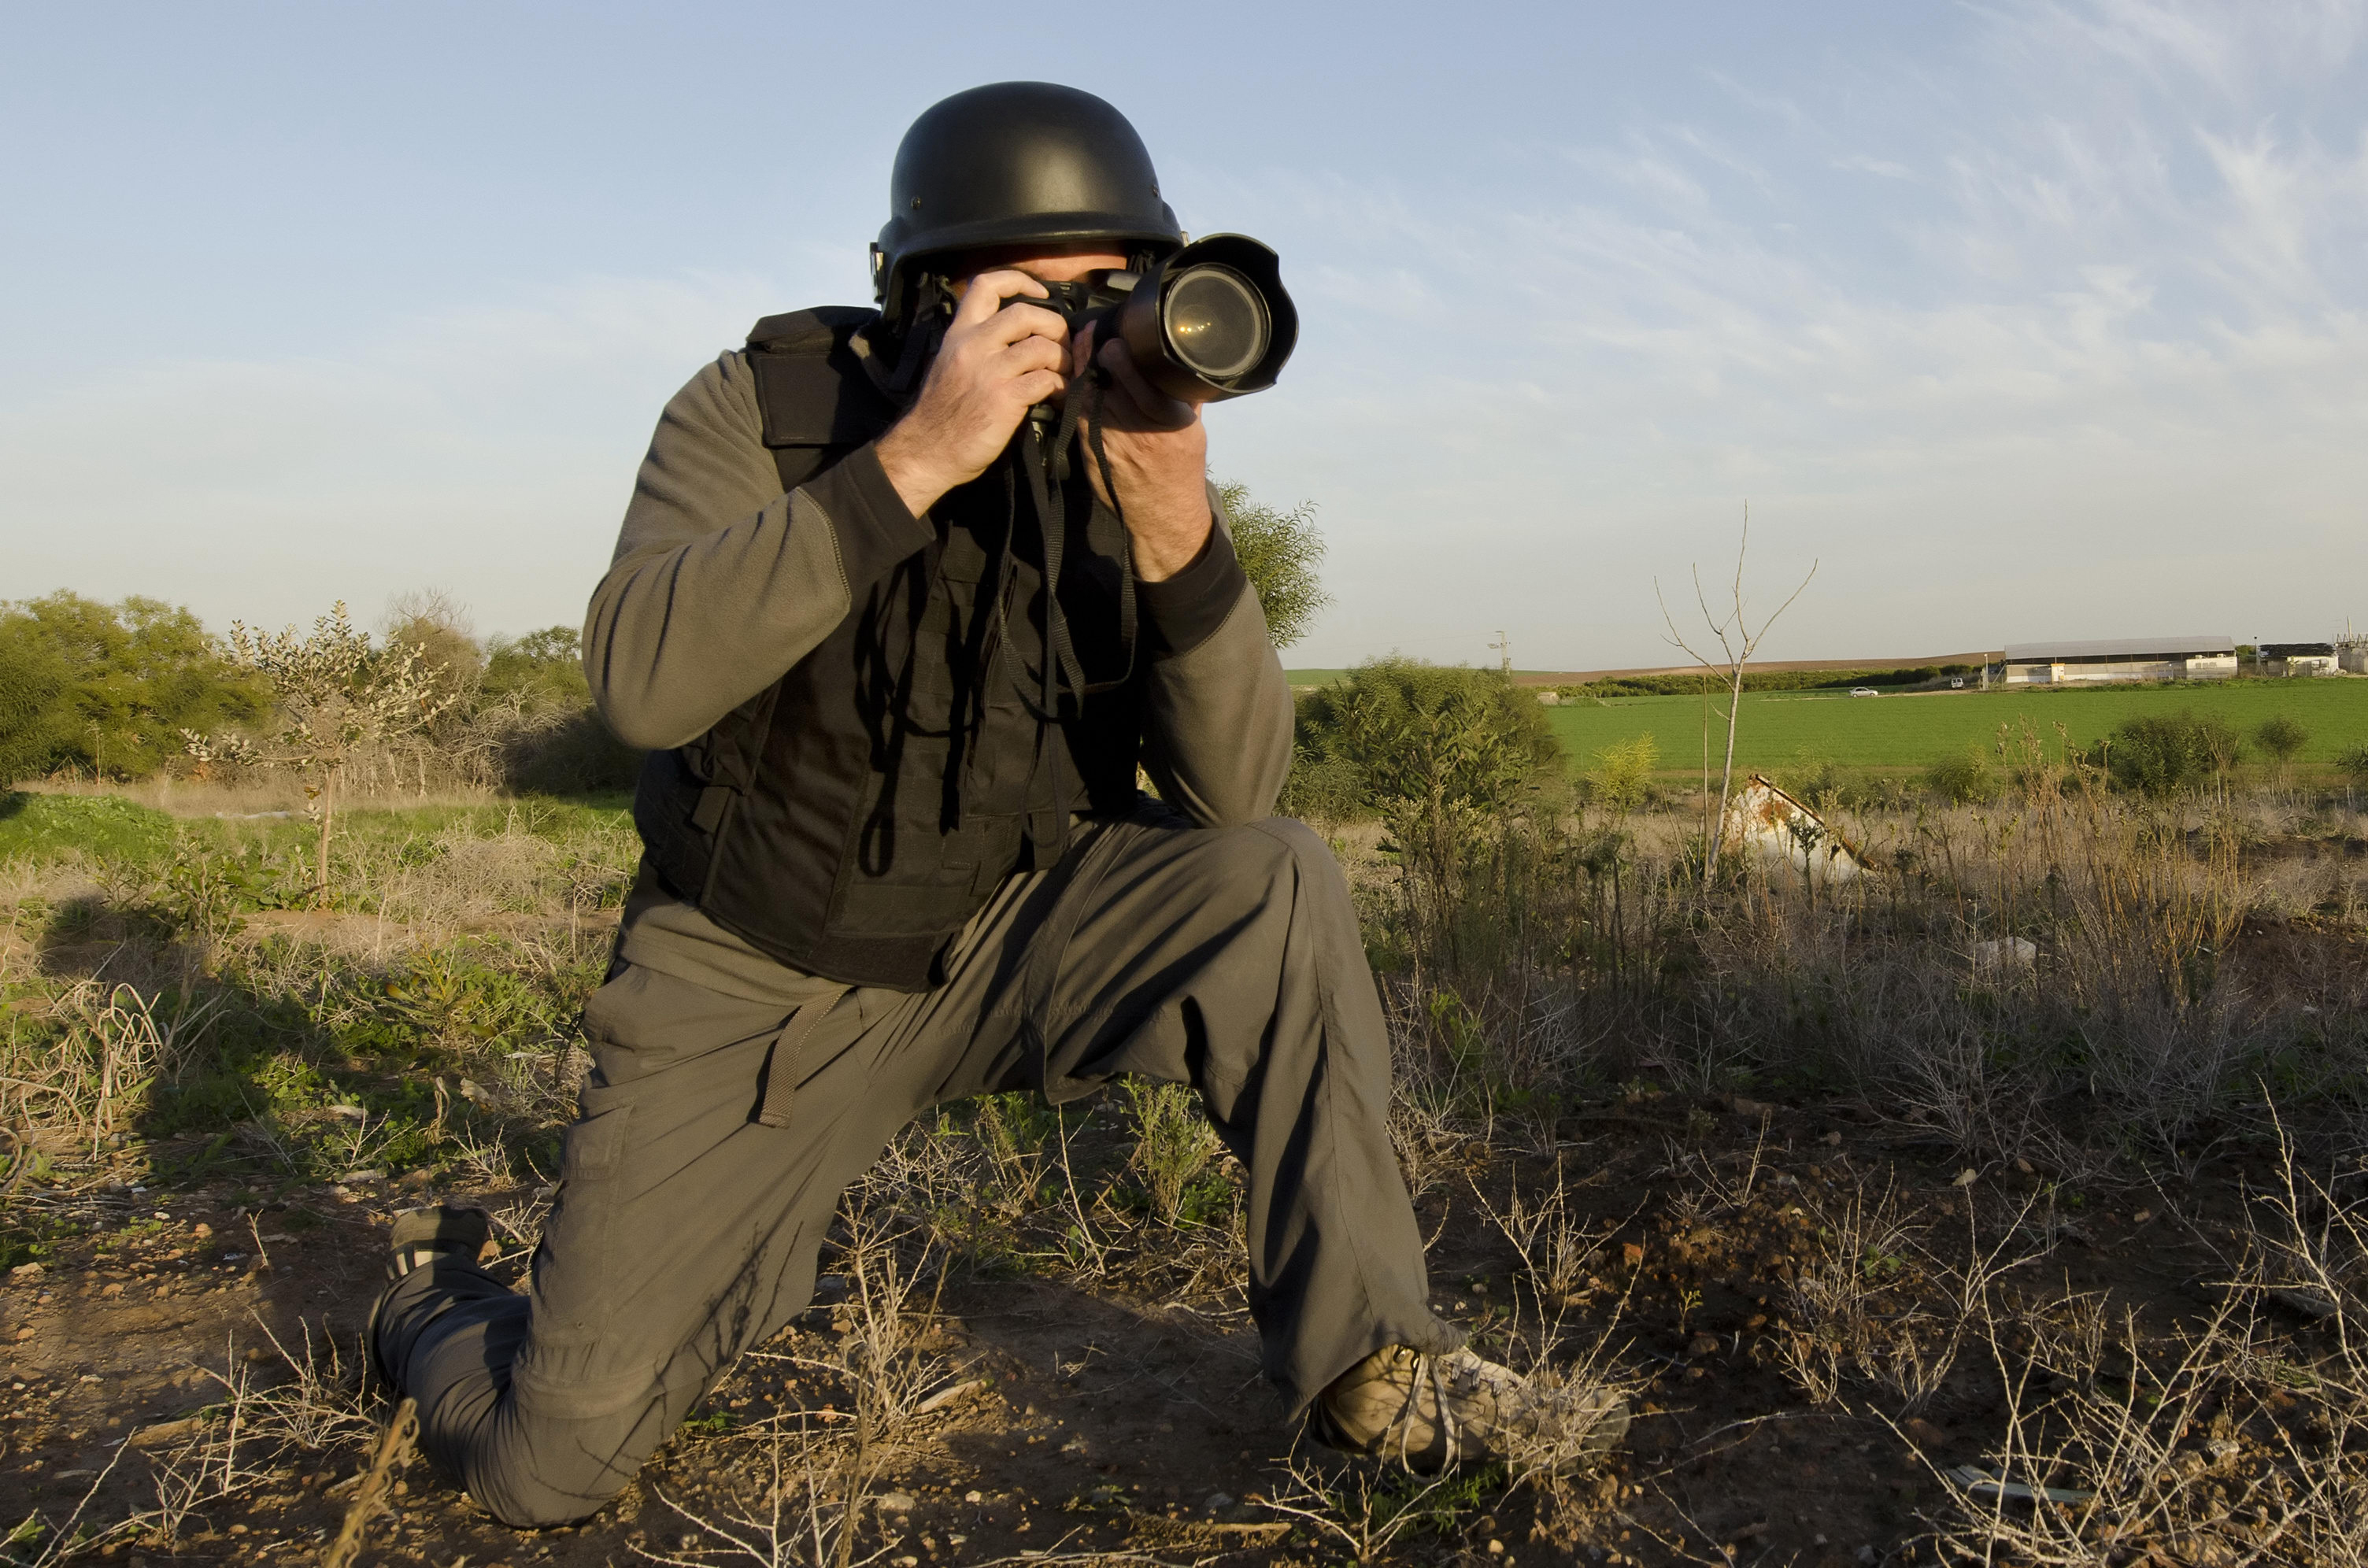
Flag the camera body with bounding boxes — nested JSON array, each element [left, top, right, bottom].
[[993, 234, 1297, 405]]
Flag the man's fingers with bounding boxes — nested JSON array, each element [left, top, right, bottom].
[[1011, 368, 1067, 407], [976, 300, 1070, 350], [953, 268, 1049, 326], [997, 332, 1068, 377]]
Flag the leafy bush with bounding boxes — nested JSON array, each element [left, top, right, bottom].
[[0, 593, 268, 785], [1922, 748, 1999, 805], [2338, 741, 2368, 786], [1588, 734, 1659, 813], [1294, 659, 1560, 968], [483, 626, 590, 708], [2096, 711, 2244, 797], [1215, 480, 1329, 651], [2255, 714, 2309, 770]]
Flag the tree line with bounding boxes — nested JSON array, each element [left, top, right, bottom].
[[0, 478, 1330, 796]]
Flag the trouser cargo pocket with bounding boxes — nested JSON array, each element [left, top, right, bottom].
[[524, 1095, 634, 1348]]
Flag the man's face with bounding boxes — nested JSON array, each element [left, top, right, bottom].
[[943, 241, 1132, 299]]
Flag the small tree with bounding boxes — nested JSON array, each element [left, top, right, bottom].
[[2255, 714, 2309, 784], [185, 602, 455, 904], [1656, 509, 1817, 889], [1215, 479, 1329, 650]]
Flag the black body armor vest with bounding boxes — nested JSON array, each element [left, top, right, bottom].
[[632, 307, 1146, 990]]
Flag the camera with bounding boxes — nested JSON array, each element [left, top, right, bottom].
[[997, 234, 1297, 404]]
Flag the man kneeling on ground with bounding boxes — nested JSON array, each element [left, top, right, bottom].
[[368, 80, 1626, 1526]]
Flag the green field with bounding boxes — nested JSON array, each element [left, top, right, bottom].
[[1547, 679, 2368, 775]]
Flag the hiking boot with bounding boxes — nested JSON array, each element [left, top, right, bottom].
[[386, 1204, 495, 1281], [367, 1204, 494, 1396], [1313, 1344, 1628, 1474]]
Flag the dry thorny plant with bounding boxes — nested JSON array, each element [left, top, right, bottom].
[[638, 1203, 968, 1568], [1904, 1130, 2368, 1566], [7, 1318, 381, 1564]]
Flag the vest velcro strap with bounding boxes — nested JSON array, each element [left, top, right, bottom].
[[691, 786, 734, 834], [756, 984, 850, 1129]]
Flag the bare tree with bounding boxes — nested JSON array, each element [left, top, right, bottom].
[[1656, 508, 1817, 890]]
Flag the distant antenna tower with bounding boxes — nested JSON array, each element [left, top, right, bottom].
[[1489, 630, 1511, 675]]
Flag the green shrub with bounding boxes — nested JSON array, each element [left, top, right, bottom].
[[2096, 711, 2244, 797], [1922, 748, 1998, 805], [1295, 659, 1560, 970], [1294, 659, 1559, 822], [2338, 741, 2368, 786], [0, 593, 268, 785], [1588, 734, 1659, 813], [2255, 714, 2309, 771]]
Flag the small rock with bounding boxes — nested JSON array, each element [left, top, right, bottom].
[[191, 1223, 213, 1239], [8, 1263, 43, 1281], [1204, 1492, 1234, 1510], [1822, 1130, 1844, 1147], [1488, 1542, 1504, 1555], [1903, 1417, 1949, 1449], [1857, 1548, 1878, 1566], [1687, 1333, 1721, 1356], [877, 1492, 916, 1513], [129, 1415, 210, 1449], [964, 1490, 983, 1504]]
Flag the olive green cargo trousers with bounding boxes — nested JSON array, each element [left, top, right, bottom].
[[371, 811, 1457, 1527]]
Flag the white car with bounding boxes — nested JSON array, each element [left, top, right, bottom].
[[1849, 686, 1879, 697]]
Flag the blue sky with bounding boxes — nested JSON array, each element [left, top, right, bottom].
[[3, 1, 2364, 668]]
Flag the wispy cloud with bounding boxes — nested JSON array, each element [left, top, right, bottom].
[[1213, 1, 2368, 665]]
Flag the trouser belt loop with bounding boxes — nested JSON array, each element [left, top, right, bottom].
[[757, 983, 849, 1129]]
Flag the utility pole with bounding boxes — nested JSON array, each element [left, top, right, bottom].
[[1489, 630, 1511, 676]]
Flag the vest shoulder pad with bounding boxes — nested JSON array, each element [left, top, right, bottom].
[[743, 306, 898, 449], [746, 305, 880, 356]]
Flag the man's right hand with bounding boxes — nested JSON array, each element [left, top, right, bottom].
[[875, 270, 1068, 518]]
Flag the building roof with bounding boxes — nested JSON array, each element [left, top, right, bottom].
[[2003, 635, 2233, 663]]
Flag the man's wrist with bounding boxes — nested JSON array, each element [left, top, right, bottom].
[[875, 423, 953, 517], [1127, 495, 1215, 582]]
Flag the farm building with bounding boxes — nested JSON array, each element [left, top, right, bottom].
[[2000, 635, 2237, 686], [2262, 642, 2340, 676]]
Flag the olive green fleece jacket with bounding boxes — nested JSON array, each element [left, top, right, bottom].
[[581, 346, 1296, 1002]]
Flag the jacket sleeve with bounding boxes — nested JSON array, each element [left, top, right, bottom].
[[1134, 485, 1296, 827], [582, 351, 933, 751]]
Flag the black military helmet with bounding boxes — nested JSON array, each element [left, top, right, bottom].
[[873, 82, 1184, 323]]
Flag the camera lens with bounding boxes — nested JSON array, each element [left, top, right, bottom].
[[1162, 265, 1268, 380]]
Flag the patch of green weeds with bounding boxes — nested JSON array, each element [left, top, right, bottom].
[[0, 791, 176, 864]]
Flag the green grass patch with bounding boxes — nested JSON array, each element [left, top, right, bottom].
[[0, 791, 176, 864], [1548, 679, 2368, 775]]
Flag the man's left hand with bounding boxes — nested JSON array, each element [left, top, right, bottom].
[[1067, 327, 1211, 582]]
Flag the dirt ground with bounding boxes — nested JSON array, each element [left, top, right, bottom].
[[1, 1086, 2302, 1568]]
